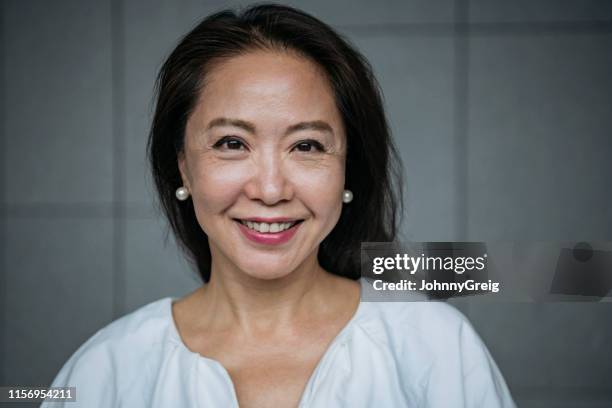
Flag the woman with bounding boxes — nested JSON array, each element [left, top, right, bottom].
[[45, 4, 516, 407]]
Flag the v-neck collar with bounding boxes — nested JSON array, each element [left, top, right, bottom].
[[166, 278, 366, 407]]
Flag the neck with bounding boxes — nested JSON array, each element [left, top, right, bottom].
[[197, 249, 335, 336]]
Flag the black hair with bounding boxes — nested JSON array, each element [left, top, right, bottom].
[[147, 2, 404, 283]]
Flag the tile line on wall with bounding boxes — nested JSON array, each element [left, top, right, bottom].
[[464, 20, 612, 36], [4, 203, 114, 218], [337, 19, 612, 37], [0, 0, 5, 387], [111, 0, 126, 319], [454, 0, 469, 242], [453, 0, 470, 317], [2, 202, 159, 219]]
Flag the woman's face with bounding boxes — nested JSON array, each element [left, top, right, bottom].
[[179, 50, 347, 280]]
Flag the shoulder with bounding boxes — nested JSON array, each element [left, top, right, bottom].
[[355, 278, 488, 372], [354, 279, 517, 407], [360, 279, 485, 361], [74, 297, 173, 360], [356, 296, 470, 356], [44, 298, 175, 407], [356, 277, 469, 346], [90, 297, 174, 346]]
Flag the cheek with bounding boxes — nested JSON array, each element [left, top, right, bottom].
[[189, 160, 250, 214], [289, 160, 345, 217]]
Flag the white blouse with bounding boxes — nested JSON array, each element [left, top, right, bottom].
[[43, 278, 517, 407]]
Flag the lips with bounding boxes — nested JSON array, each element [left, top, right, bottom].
[[236, 217, 303, 223], [234, 218, 303, 245], [236, 218, 302, 233]]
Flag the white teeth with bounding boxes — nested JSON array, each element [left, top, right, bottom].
[[239, 220, 297, 233]]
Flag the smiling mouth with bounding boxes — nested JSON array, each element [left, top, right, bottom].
[[233, 219, 304, 234]]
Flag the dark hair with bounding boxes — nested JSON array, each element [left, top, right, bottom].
[[147, 2, 403, 283]]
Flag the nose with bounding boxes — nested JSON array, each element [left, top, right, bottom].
[[244, 149, 294, 205]]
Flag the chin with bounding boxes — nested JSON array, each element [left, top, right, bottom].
[[236, 258, 297, 281], [245, 269, 291, 280], [245, 270, 291, 281]]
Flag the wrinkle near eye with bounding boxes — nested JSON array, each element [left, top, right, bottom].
[[320, 139, 345, 157], [295, 132, 344, 154]]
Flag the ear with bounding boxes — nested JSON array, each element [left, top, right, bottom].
[[177, 150, 190, 189]]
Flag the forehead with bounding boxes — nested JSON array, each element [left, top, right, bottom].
[[191, 50, 342, 130]]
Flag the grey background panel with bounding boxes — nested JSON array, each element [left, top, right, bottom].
[[2, 1, 611, 407], [469, 0, 612, 23], [4, 0, 113, 205], [467, 33, 612, 241], [471, 303, 612, 406], [4, 218, 114, 386]]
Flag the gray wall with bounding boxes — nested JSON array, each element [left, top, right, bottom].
[[1, 1, 611, 407]]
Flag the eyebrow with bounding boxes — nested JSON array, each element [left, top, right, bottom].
[[205, 117, 334, 137]]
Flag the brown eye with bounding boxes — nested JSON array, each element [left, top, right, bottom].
[[226, 139, 243, 150], [294, 140, 325, 153], [297, 142, 313, 152], [213, 136, 246, 151]]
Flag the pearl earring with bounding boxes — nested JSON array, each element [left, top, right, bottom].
[[175, 186, 190, 201], [342, 189, 353, 203]]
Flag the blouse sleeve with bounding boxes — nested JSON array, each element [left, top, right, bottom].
[[456, 316, 517, 408], [40, 333, 118, 408], [419, 303, 518, 408]]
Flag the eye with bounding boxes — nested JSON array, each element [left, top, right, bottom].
[[212, 136, 247, 151], [293, 139, 325, 153]]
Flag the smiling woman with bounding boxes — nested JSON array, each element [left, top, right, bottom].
[[43, 3, 516, 408], [177, 50, 348, 283], [149, 7, 400, 286]]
